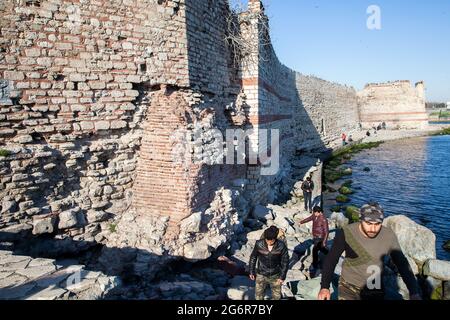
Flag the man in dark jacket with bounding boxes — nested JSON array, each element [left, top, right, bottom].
[[249, 226, 289, 300], [299, 206, 329, 275], [301, 176, 315, 213]]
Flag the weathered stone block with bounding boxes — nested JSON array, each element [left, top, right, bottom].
[[80, 121, 94, 131], [3, 71, 25, 81], [95, 121, 110, 131], [89, 81, 106, 90], [25, 48, 41, 57], [110, 120, 127, 129], [33, 216, 56, 235], [58, 209, 80, 230], [423, 260, 450, 281]]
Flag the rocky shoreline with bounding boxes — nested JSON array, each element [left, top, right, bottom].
[[322, 130, 450, 300], [1, 128, 450, 300]]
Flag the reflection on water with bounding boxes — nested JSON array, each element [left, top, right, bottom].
[[348, 135, 450, 261]]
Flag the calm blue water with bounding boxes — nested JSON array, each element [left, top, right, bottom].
[[347, 135, 450, 261]]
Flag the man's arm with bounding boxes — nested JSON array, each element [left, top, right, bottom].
[[249, 242, 259, 277], [320, 229, 346, 290], [322, 217, 329, 245], [280, 244, 290, 281], [299, 214, 313, 225], [310, 181, 315, 191], [390, 237, 420, 297]]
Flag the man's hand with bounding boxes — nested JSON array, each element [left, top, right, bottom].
[[322, 242, 328, 248], [318, 288, 331, 300], [276, 279, 284, 286], [410, 293, 422, 300], [249, 274, 256, 281]]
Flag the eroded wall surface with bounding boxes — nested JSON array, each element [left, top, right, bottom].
[[0, 0, 427, 270]]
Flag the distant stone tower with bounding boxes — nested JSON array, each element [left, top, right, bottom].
[[357, 80, 429, 129], [415, 81, 426, 100]]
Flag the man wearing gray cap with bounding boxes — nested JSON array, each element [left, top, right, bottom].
[[318, 202, 421, 300]]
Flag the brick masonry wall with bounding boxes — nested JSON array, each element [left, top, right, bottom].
[[0, 0, 192, 248], [132, 0, 249, 237]]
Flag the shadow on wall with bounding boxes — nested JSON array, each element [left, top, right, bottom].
[[183, 0, 337, 212], [248, 1, 332, 206]]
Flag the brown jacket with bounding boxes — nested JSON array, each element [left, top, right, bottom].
[[300, 213, 329, 241]]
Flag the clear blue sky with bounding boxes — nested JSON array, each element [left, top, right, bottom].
[[231, 0, 450, 102]]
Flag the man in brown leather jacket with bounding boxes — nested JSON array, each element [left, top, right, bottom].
[[299, 206, 329, 276]]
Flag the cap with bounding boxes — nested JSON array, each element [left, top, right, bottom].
[[360, 202, 385, 223]]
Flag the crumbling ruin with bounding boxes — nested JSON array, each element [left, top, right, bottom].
[[0, 0, 428, 280]]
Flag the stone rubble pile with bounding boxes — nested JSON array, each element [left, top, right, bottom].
[[0, 250, 120, 300]]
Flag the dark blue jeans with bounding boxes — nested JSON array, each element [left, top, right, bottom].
[[303, 191, 312, 211]]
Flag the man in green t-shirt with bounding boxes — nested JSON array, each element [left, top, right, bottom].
[[318, 202, 421, 300]]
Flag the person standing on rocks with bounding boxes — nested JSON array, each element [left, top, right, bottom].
[[341, 133, 347, 146], [301, 176, 314, 213], [249, 226, 289, 300], [318, 202, 422, 301], [299, 206, 329, 276]]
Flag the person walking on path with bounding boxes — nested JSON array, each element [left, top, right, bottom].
[[249, 226, 290, 300], [341, 133, 347, 146], [299, 206, 329, 277], [317, 202, 422, 301], [301, 176, 314, 213]]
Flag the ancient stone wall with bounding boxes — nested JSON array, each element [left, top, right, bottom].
[[242, 0, 360, 207], [0, 0, 191, 253], [0, 0, 429, 269], [358, 80, 428, 129]]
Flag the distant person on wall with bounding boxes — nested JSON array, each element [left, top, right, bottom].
[[249, 226, 289, 301], [348, 135, 354, 143], [382, 122, 387, 130], [341, 133, 347, 146], [299, 206, 329, 277], [301, 176, 314, 213], [317, 202, 422, 301]]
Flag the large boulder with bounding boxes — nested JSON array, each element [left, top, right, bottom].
[[252, 205, 274, 222], [290, 277, 337, 300], [330, 212, 349, 229], [180, 212, 202, 233], [158, 280, 215, 300], [246, 230, 264, 241], [86, 210, 110, 224], [443, 240, 450, 252], [269, 216, 295, 235], [285, 269, 307, 282], [0, 224, 32, 241], [267, 205, 297, 220], [183, 240, 212, 262], [423, 259, 450, 281], [227, 276, 255, 300], [1, 198, 17, 214], [383, 215, 436, 264]]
